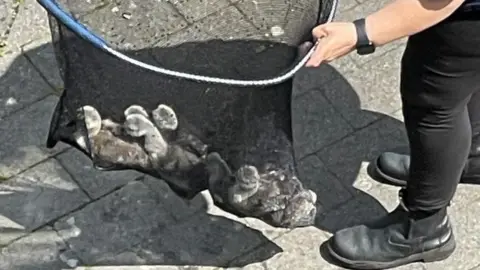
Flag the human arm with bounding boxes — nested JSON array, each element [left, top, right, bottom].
[[305, 0, 466, 67], [366, 0, 465, 46]]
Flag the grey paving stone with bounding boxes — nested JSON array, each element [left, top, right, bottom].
[[54, 181, 177, 265], [76, 267, 181, 270], [0, 96, 69, 179], [230, 226, 427, 270], [0, 227, 74, 270], [54, 181, 281, 267], [316, 191, 388, 233], [195, 6, 264, 40], [240, 216, 291, 242], [56, 0, 110, 18], [142, 176, 208, 222], [0, 1, 11, 35], [292, 86, 353, 159], [296, 155, 353, 213], [317, 119, 407, 212], [56, 148, 143, 199], [451, 184, 480, 209], [23, 42, 64, 93], [0, 215, 27, 246], [234, 0, 289, 31], [123, 213, 281, 268], [80, 0, 188, 50], [336, 0, 358, 11], [350, 161, 403, 212], [0, 0, 18, 40], [153, 24, 213, 48], [316, 116, 407, 190], [0, 46, 17, 73], [0, 159, 89, 234], [228, 227, 343, 270], [322, 46, 404, 129], [172, 0, 231, 23], [424, 200, 480, 270], [6, 0, 51, 50], [0, 52, 52, 118]]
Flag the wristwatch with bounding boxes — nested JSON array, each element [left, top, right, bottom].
[[353, 18, 375, 55]]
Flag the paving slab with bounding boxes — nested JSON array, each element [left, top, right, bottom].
[[23, 42, 65, 93], [323, 46, 404, 129], [56, 148, 144, 199], [227, 227, 341, 270], [53, 181, 177, 265], [173, 0, 231, 23], [337, 0, 358, 11], [152, 24, 213, 48], [292, 82, 354, 159], [0, 227, 74, 270], [6, 0, 52, 50], [54, 181, 281, 268], [424, 200, 480, 270], [194, 5, 264, 41], [0, 96, 70, 179], [0, 51, 53, 118], [0, 159, 89, 245], [234, 0, 290, 31], [55, 0, 111, 18], [317, 115, 408, 182], [0, 0, 19, 42], [296, 155, 354, 215], [79, 1, 188, 50]]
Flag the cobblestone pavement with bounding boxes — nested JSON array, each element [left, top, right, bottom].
[[1, 0, 480, 270]]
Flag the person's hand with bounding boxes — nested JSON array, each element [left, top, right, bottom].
[[305, 22, 358, 67]]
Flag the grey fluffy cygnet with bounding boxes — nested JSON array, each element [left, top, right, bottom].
[[206, 152, 317, 228], [151, 104, 208, 157], [75, 105, 150, 168], [123, 112, 168, 160]]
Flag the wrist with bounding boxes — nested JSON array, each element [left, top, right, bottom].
[[353, 18, 376, 55], [364, 16, 376, 46], [364, 15, 385, 47]]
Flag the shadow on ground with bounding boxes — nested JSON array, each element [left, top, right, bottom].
[[0, 35, 408, 269]]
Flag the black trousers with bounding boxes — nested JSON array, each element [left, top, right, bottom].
[[400, 13, 480, 211]]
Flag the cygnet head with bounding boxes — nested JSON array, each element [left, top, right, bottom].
[[152, 104, 178, 130], [80, 105, 102, 136], [235, 165, 260, 190], [124, 105, 149, 119], [124, 113, 156, 137]]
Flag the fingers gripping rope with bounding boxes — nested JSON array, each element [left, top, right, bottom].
[[37, 0, 338, 87]]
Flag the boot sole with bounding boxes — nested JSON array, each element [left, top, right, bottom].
[[326, 235, 456, 270], [373, 157, 480, 186]]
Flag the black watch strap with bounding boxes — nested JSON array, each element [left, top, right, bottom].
[[353, 18, 375, 55], [353, 18, 370, 47]]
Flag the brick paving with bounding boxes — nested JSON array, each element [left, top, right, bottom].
[[0, 0, 479, 269]]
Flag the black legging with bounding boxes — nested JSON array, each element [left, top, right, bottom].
[[400, 13, 480, 211]]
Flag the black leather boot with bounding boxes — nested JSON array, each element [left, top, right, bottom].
[[326, 190, 456, 270], [373, 134, 480, 186], [374, 152, 480, 187]]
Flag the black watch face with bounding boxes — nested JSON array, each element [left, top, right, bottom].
[[357, 45, 375, 55]]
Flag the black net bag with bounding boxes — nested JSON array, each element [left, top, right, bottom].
[[39, 0, 337, 228]]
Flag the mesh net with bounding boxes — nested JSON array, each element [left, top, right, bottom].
[[43, 0, 336, 228]]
